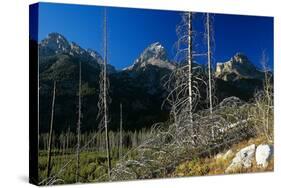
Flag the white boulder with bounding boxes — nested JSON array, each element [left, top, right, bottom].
[[255, 144, 273, 168], [225, 144, 255, 173]]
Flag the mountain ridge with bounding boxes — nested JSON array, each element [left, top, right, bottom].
[[39, 33, 265, 81], [36, 33, 267, 134]]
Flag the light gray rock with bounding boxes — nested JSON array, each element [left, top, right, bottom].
[[255, 144, 273, 168], [215, 153, 223, 160], [223, 149, 234, 160], [225, 144, 256, 173], [215, 53, 263, 81], [216, 150, 234, 161]]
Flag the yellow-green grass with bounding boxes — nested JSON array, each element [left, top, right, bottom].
[[173, 135, 274, 177]]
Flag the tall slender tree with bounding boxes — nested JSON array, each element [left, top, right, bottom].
[[46, 81, 56, 178], [104, 8, 112, 179], [163, 11, 203, 145], [119, 103, 123, 159], [97, 8, 112, 179], [66, 127, 70, 153], [75, 61, 82, 182], [187, 12, 193, 125], [206, 13, 213, 115], [206, 13, 216, 140]]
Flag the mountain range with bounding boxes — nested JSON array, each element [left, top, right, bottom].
[[36, 33, 266, 133]]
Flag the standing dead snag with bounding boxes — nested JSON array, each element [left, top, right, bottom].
[[76, 61, 82, 182], [66, 127, 70, 154], [119, 103, 123, 159], [174, 12, 195, 132], [47, 81, 56, 178], [261, 51, 272, 138], [205, 13, 216, 140], [206, 13, 213, 115], [187, 12, 194, 130], [250, 51, 273, 142], [97, 8, 112, 179], [162, 12, 206, 145]]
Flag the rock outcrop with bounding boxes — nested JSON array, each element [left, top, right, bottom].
[[255, 144, 273, 168], [225, 144, 256, 173], [215, 53, 264, 81], [123, 42, 175, 71], [225, 143, 274, 173]]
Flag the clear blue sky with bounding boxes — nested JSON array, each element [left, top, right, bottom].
[[34, 2, 273, 70]]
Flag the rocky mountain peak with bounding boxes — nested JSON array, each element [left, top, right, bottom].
[[39, 32, 118, 74], [40, 33, 101, 60], [232, 53, 249, 62], [124, 42, 175, 71], [230, 53, 254, 68], [215, 53, 262, 81], [40, 32, 71, 55], [140, 42, 167, 61]]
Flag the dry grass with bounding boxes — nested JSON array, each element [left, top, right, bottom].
[[173, 135, 274, 177]]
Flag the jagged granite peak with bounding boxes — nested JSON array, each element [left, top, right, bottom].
[[142, 42, 167, 61], [86, 49, 104, 64], [124, 42, 175, 71], [40, 32, 97, 58], [69, 42, 85, 55], [40, 32, 71, 55], [39, 32, 116, 73], [215, 53, 263, 81], [40, 32, 91, 58]]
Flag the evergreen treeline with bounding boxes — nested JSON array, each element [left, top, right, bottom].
[[39, 129, 151, 153]]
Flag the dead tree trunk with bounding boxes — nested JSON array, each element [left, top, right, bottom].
[[186, 12, 195, 140], [165, 12, 198, 139], [206, 13, 215, 140], [47, 81, 56, 178], [187, 12, 193, 124], [103, 8, 112, 179], [75, 61, 82, 183], [66, 127, 70, 153], [260, 51, 273, 142], [119, 103, 123, 159], [206, 13, 213, 115]]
